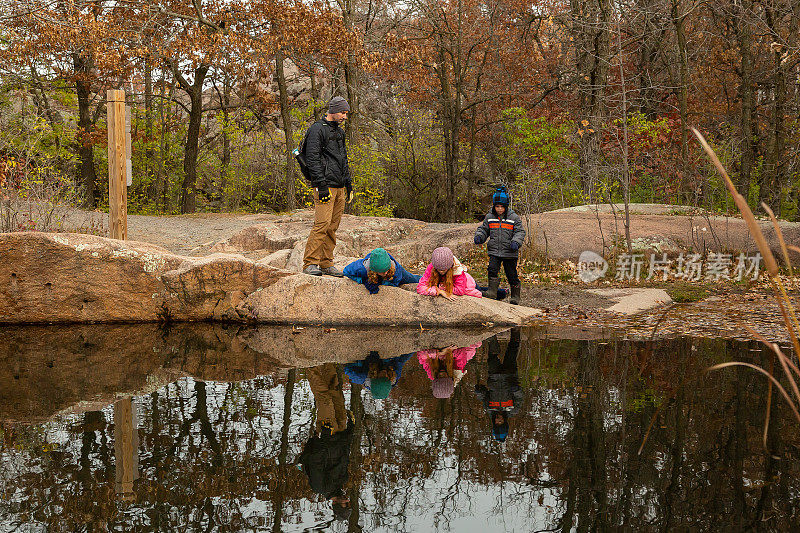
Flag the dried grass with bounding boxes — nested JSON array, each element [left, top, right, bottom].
[[691, 128, 800, 437], [639, 131, 800, 456]]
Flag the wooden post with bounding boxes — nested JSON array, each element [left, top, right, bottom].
[[114, 396, 139, 499], [107, 89, 128, 240]]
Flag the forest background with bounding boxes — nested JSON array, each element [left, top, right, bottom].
[[1, 0, 799, 225]]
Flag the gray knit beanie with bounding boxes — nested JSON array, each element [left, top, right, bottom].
[[328, 96, 350, 114]]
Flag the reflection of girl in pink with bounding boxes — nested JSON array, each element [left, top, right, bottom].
[[417, 342, 481, 398]]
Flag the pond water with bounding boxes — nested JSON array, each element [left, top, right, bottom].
[[1, 324, 798, 531]]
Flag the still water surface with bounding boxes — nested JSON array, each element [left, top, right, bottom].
[[1, 324, 798, 531]]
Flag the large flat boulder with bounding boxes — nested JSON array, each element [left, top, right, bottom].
[[0, 232, 541, 325], [239, 274, 540, 326], [586, 287, 672, 315], [0, 232, 290, 323]]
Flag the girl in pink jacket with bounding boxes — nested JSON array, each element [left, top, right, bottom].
[[417, 342, 481, 398], [416, 247, 483, 299]]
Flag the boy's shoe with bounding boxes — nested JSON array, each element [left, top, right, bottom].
[[510, 285, 521, 305], [482, 277, 499, 299], [303, 264, 323, 276], [321, 265, 344, 277]]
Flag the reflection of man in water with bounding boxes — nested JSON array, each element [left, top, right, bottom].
[[474, 328, 523, 442], [298, 363, 354, 520]]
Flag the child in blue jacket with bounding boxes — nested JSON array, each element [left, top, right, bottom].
[[474, 186, 526, 304], [343, 248, 420, 294]]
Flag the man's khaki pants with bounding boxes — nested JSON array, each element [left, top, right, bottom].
[[308, 363, 348, 434], [303, 187, 346, 269]]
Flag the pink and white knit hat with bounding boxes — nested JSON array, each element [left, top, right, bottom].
[[432, 377, 455, 398], [431, 247, 454, 271]]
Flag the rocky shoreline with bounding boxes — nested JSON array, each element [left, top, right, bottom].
[[3, 206, 797, 340], [0, 232, 539, 326]]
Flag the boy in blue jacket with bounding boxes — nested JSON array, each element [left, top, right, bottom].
[[474, 186, 526, 304], [343, 248, 420, 294]]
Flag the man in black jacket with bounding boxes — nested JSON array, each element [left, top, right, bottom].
[[302, 96, 352, 277]]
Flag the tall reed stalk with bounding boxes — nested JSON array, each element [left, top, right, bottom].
[[692, 128, 800, 438]]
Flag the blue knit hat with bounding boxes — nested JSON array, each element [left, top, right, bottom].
[[492, 411, 509, 442], [492, 186, 509, 207]]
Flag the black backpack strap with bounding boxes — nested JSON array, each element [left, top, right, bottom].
[[301, 120, 334, 154]]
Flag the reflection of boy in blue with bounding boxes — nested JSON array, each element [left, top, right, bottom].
[[474, 328, 523, 442], [344, 351, 414, 399]]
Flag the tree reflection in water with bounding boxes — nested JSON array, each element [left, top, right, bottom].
[[1, 330, 798, 531]]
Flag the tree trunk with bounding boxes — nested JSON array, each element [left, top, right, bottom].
[[144, 58, 155, 200], [763, 6, 787, 214], [73, 54, 98, 208], [276, 49, 297, 210], [29, 66, 62, 145], [467, 109, 477, 218], [570, 0, 612, 202], [309, 63, 321, 121], [635, 0, 661, 119], [177, 65, 209, 214], [737, 0, 757, 200], [221, 71, 231, 208], [340, 0, 359, 143], [437, 44, 460, 222], [671, 0, 690, 203], [617, 12, 633, 254], [157, 72, 174, 212], [436, 16, 464, 223], [271, 368, 295, 533]]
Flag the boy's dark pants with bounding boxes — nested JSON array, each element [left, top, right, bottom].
[[487, 331, 520, 375], [488, 255, 520, 286]]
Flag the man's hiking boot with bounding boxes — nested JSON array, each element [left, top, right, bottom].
[[510, 285, 521, 305], [482, 277, 499, 299], [303, 264, 323, 276], [321, 265, 344, 277]]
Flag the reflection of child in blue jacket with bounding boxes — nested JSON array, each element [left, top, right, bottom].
[[343, 248, 421, 294], [474, 328, 523, 442], [344, 351, 414, 399]]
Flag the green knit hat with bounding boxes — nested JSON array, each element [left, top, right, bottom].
[[370, 377, 392, 399], [369, 248, 391, 274]]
